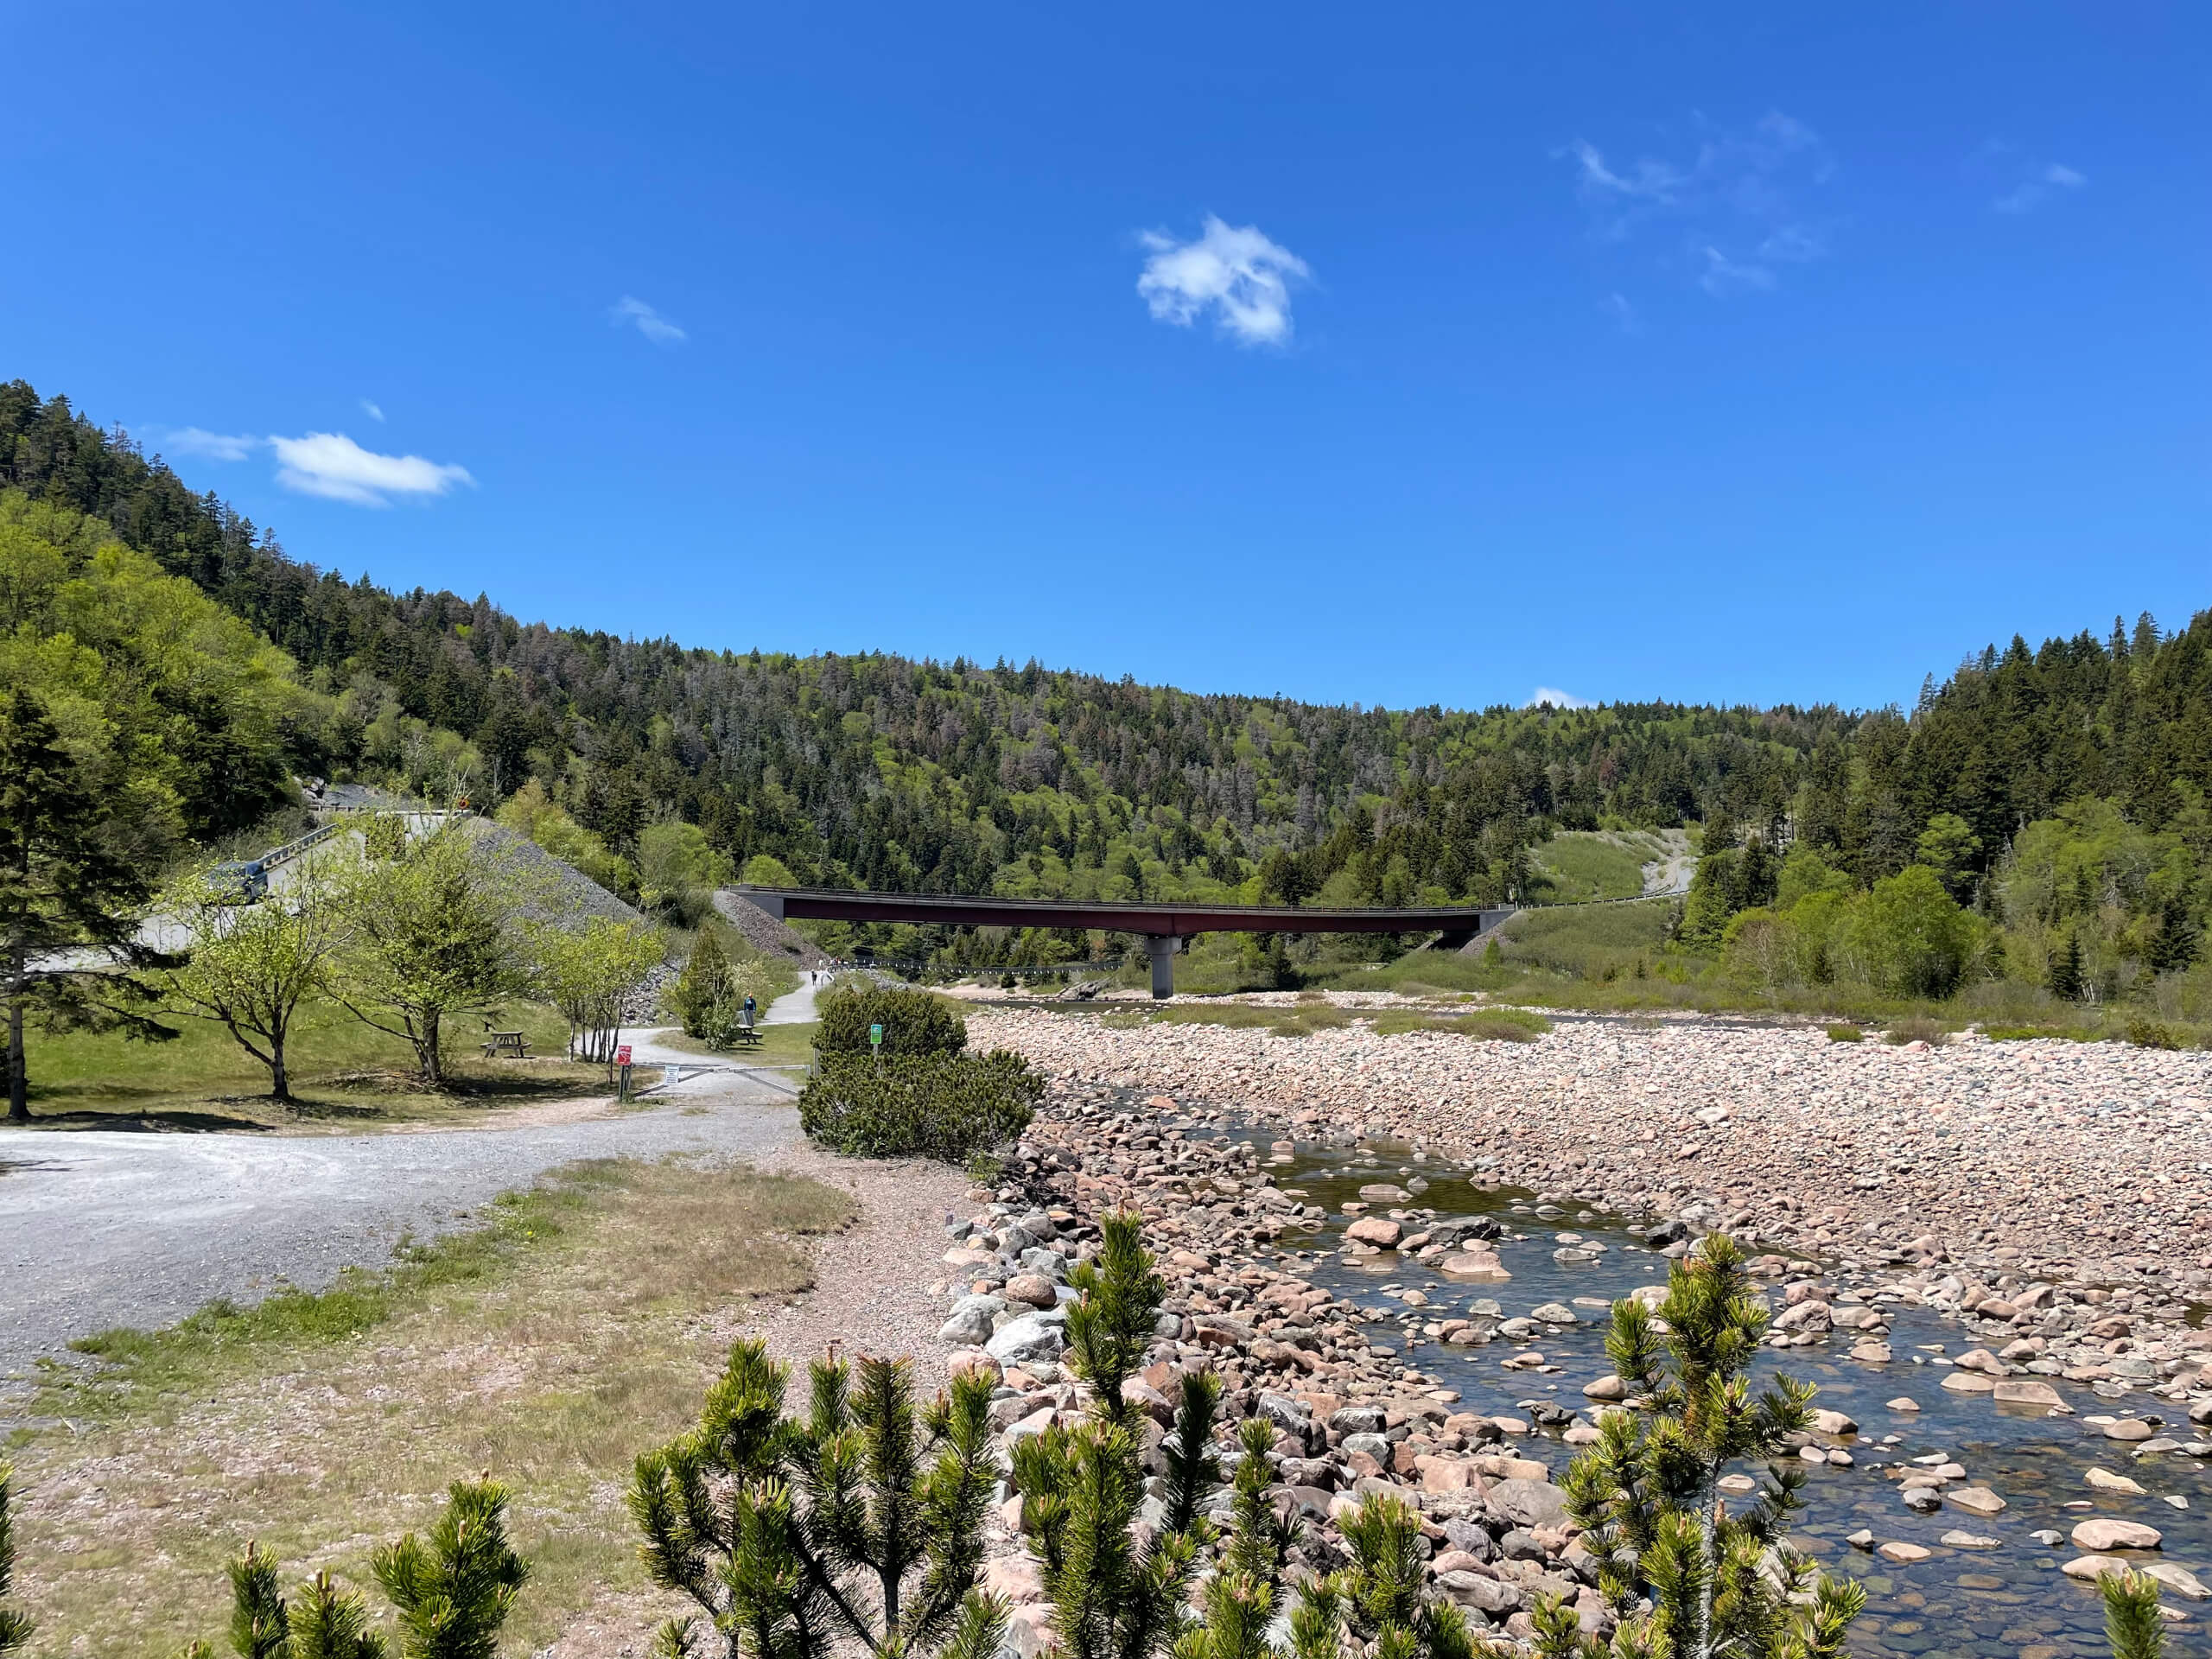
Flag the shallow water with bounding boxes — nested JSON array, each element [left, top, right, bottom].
[[1206, 1125, 2210, 1657]]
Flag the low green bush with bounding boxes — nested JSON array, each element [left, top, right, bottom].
[[799, 1050, 1040, 1162], [1883, 1015, 1951, 1046], [1982, 1024, 2103, 1042], [2126, 1015, 2185, 1051], [1825, 1023, 1864, 1042], [817, 984, 969, 1058]]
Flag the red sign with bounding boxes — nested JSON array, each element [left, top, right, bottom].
[[614, 1045, 632, 1066]]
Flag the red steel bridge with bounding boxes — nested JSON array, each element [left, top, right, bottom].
[[726, 886, 1518, 997]]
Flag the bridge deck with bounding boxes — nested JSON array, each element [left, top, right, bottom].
[[726, 885, 1512, 938]]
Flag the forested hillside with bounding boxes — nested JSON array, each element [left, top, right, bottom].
[[3, 377, 2209, 1012]]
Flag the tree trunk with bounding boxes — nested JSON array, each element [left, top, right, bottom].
[[6, 937, 27, 1123], [270, 1034, 291, 1103], [421, 1008, 443, 1085]]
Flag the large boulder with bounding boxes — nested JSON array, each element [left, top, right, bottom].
[[1486, 1478, 1568, 1530], [987, 1310, 1069, 1364], [938, 1294, 1006, 1345]]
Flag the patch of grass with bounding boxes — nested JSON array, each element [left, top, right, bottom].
[[1526, 831, 1657, 904], [1365, 1007, 1551, 1041], [1825, 1023, 1865, 1042], [1882, 1015, 1954, 1046], [1095, 1002, 1351, 1038], [13, 996, 608, 1131], [1982, 1024, 2105, 1042], [650, 1020, 820, 1068], [18, 1156, 859, 1657]]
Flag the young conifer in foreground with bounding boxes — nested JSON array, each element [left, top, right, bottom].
[[0, 1463, 31, 1657], [1550, 1233, 1864, 1659], [630, 1338, 1005, 1659]]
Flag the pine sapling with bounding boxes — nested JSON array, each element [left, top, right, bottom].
[[290, 1573, 391, 1659], [1221, 1420, 1300, 1590], [229, 1543, 290, 1659], [0, 1462, 32, 1658], [372, 1478, 531, 1659], [2101, 1567, 2165, 1659], [1063, 1209, 1165, 1421], [630, 1338, 1003, 1659], [1559, 1234, 1866, 1659]]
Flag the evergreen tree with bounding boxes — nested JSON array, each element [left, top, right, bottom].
[[0, 688, 166, 1122], [1062, 1210, 1166, 1422], [372, 1478, 531, 1659], [0, 1462, 31, 1657], [2049, 930, 2085, 1001], [2148, 902, 2200, 975], [289, 1573, 391, 1659], [228, 1543, 290, 1659], [1556, 1234, 1864, 1659], [670, 927, 732, 1039], [629, 1340, 1002, 1659], [2100, 1567, 2164, 1659]]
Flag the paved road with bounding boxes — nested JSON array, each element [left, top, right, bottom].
[[0, 1065, 799, 1386]]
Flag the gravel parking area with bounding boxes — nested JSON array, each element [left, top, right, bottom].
[[0, 1065, 800, 1387]]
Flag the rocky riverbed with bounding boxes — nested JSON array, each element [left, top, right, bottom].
[[923, 1010, 2212, 1656]]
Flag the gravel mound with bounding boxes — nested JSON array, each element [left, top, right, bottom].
[[713, 888, 832, 969], [464, 819, 645, 928]]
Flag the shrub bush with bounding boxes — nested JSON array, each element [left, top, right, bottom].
[[799, 1050, 1039, 1162], [1825, 1023, 1864, 1042], [2126, 1015, 2184, 1051], [817, 984, 969, 1058]]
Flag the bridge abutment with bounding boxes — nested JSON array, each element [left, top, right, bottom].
[[1145, 934, 1182, 998]]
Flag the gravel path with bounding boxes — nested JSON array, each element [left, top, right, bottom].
[[0, 1067, 799, 1385]]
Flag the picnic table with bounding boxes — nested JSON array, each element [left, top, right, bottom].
[[480, 1030, 530, 1058]]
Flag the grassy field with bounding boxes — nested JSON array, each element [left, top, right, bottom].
[[11, 1156, 856, 1658], [13, 997, 646, 1131], [1524, 830, 1663, 903]]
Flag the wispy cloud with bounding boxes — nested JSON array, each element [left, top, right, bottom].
[[1603, 291, 1639, 334], [1994, 162, 2087, 215], [1566, 111, 1834, 297], [268, 432, 474, 507], [1136, 216, 1311, 346], [1527, 686, 1596, 710], [612, 295, 686, 344], [360, 398, 385, 422], [160, 428, 259, 461]]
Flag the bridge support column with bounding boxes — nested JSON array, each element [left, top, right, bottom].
[[1145, 934, 1181, 999]]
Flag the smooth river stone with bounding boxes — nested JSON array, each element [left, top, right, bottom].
[[1948, 1486, 2007, 1516], [1942, 1371, 1997, 1395], [2072, 1518, 2163, 1552]]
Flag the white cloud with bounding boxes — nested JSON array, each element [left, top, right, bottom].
[[1136, 216, 1311, 346], [612, 295, 686, 344], [1567, 111, 1833, 297], [1995, 162, 2087, 214], [162, 428, 258, 461], [268, 432, 474, 507], [1526, 686, 1596, 710], [1603, 291, 1639, 334], [1700, 245, 1777, 296], [360, 398, 385, 422]]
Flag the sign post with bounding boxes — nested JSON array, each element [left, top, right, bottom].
[[616, 1042, 633, 1102], [868, 1021, 884, 1075]]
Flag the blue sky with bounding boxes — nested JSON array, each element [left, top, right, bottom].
[[6, 3, 2205, 712]]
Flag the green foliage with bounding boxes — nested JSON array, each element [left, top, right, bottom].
[[532, 914, 665, 1064], [2100, 1566, 2165, 1659], [0, 1461, 31, 1657], [628, 1338, 1003, 1659], [1063, 1211, 1166, 1421], [1560, 1234, 1866, 1659], [332, 821, 534, 1084], [671, 926, 732, 1038], [495, 781, 636, 900], [372, 1479, 531, 1659], [2125, 1016, 2185, 1051], [164, 856, 353, 1100], [0, 491, 297, 854], [798, 1052, 1039, 1163], [228, 1542, 291, 1659], [289, 1573, 391, 1659], [2, 684, 171, 1121], [1823, 1024, 1863, 1042], [817, 984, 969, 1058]]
